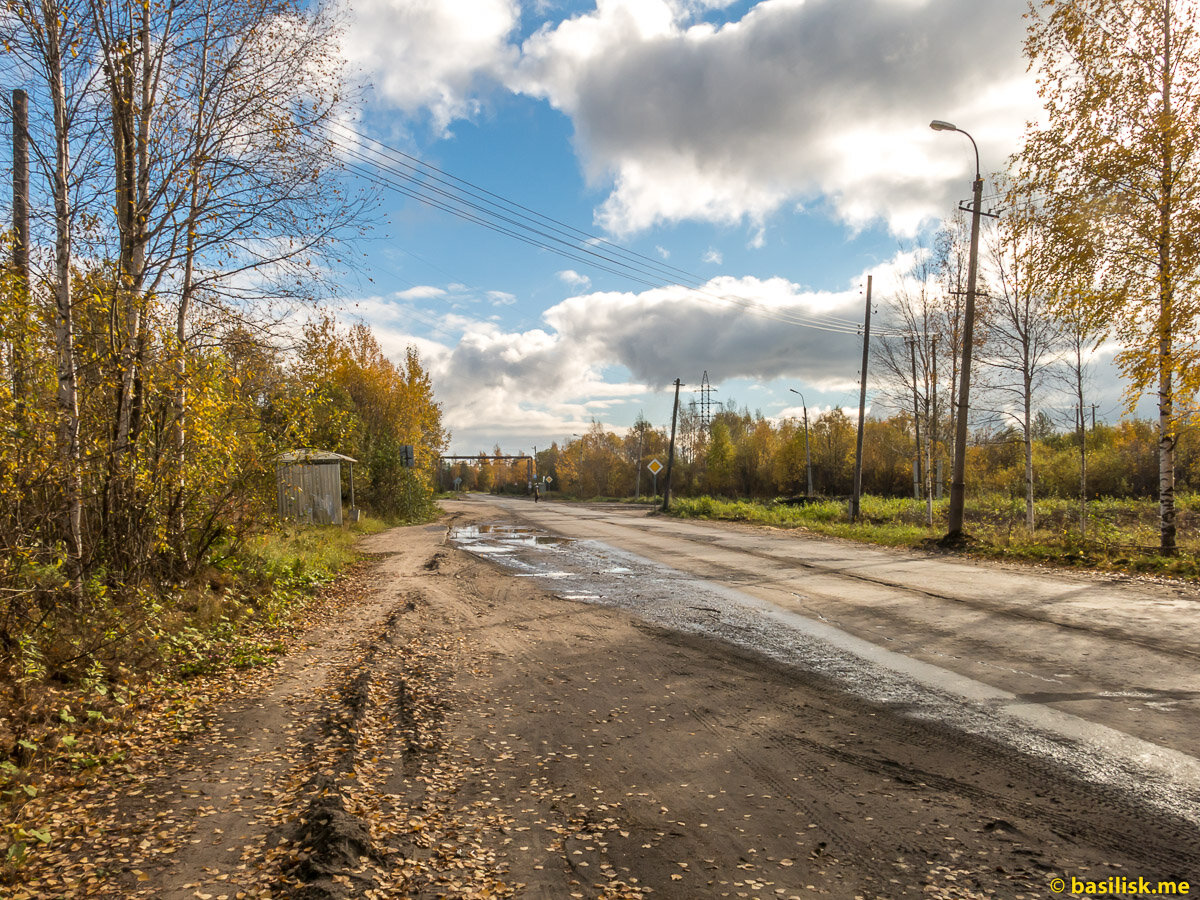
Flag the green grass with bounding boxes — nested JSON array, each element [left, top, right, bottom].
[[668, 494, 1200, 579], [1, 514, 394, 693], [138, 515, 391, 679], [237, 515, 388, 583]]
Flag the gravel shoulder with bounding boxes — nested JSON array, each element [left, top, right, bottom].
[[18, 513, 1200, 899]]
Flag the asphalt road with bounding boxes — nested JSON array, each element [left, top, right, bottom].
[[447, 496, 1200, 824]]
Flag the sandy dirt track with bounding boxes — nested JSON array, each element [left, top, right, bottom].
[[21, 510, 1200, 899]]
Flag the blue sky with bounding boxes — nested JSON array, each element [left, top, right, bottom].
[[329, 0, 1131, 455]]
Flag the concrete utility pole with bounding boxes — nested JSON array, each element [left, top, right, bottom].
[[931, 119, 983, 540], [851, 276, 872, 522], [661, 379, 682, 512]]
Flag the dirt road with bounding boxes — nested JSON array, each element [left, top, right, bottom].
[[22, 507, 1200, 899]]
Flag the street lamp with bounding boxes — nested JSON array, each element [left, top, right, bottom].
[[930, 118, 983, 541], [572, 433, 584, 497], [634, 428, 644, 500], [788, 388, 813, 498]]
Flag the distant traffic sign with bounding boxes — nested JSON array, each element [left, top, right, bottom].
[[647, 458, 663, 475]]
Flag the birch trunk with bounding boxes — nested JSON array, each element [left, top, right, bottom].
[[44, 0, 83, 583], [1158, 2, 1177, 555]]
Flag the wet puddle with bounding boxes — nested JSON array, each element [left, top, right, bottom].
[[450, 523, 635, 574], [449, 522, 674, 610], [449, 523, 573, 552]]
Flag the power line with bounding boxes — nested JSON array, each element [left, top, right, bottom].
[[339, 156, 667, 288], [338, 144, 867, 332], [330, 123, 883, 337], [338, 145, 688, 288], [332, 122, 700, 286]]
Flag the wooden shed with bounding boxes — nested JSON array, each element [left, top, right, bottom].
[[276, 450, 357, 526]]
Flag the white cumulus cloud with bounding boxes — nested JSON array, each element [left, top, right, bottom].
[[347, 260, 927, 449], [512, 0, 1036, 236], [557, 269, 593, 289], [342, 0, 1037, 236], [394, 285, 447, 300], [340, 0, 520, 132]]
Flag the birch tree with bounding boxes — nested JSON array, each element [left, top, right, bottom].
[[1058, 307, 1105, 538], [2, 0, 366, 578], [1018, 0, 1200, 553], [977, 191, 1061, 532], [878, 248, 944, 523], [84, 0, 361, 567], [3, 0, 102, 583]]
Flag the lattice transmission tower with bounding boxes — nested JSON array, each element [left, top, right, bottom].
[[697, 371, 717, 432]]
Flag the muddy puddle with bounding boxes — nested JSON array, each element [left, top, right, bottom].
[[449, 523, 571, 550], [448, 519, 1200, 826]]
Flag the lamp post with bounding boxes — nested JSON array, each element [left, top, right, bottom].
[[572, 433, 584, 498], [788, 388, 813, 498], [930, 119, 983, 540], [634, 428, 644, 499]]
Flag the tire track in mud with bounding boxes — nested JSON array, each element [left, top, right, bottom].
[[276, 598, 423, 899], [401, 545, 664, 898], [272, 546, 527, 900]]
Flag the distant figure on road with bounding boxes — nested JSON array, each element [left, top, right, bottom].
[[533, 483, 540, 502]]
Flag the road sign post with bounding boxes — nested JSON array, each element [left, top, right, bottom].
[[647, 459, 663, 502]]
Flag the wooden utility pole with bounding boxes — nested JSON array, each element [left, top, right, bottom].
[[909, 335, 922, 500], [851, 276, 872, 521], [923, 334, 935, 524], [661, 379, 682, 512], [12, 89, 30, 282], [10, 89, 30, 402]]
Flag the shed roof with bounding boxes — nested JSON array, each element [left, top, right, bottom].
[[278, 449, 358, 465]]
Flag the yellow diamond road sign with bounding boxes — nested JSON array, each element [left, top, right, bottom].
[[647, 458, 663, 475]]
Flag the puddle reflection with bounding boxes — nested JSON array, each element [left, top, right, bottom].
[[450, 523, 572, 548]]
